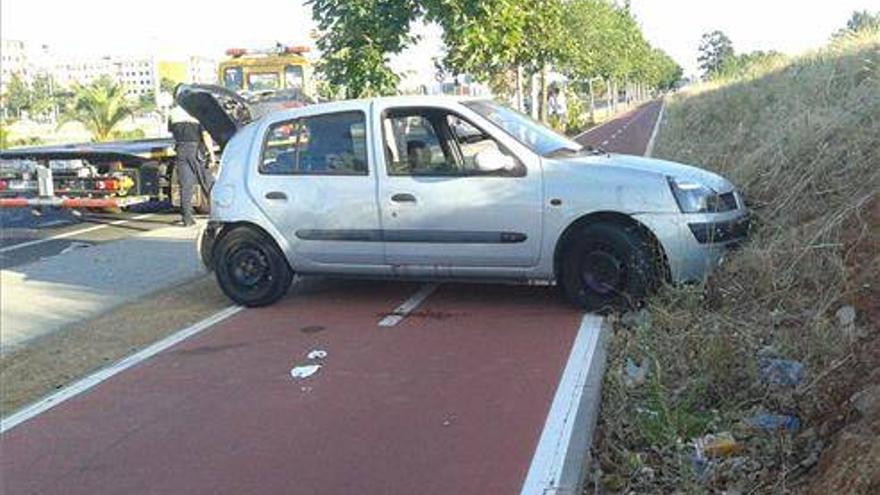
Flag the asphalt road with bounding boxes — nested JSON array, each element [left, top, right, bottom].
[[0, 208, 184, 269]]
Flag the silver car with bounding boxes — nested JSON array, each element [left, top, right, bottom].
[[180, 85, 749, 310]]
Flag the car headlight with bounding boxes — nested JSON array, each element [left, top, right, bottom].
[[667, 176, 729, 213]]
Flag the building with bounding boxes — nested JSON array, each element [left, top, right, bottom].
[[187, 56, 217, 85], [2, 40, 215, 105], [156, 56, 218, 94], [51, 56, 114, 88], [1, 40, 30, 95], [113, 56, 158, 98]]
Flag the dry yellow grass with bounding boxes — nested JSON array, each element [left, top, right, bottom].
[[591, 30, 879, 493]]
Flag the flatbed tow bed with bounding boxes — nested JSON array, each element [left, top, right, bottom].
[[0, 138, 177, 211]]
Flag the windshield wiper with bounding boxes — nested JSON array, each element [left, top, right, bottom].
[[584, 144, 608, 155], [543, 146, 584, 158]]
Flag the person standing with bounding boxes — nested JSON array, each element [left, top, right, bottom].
[[168, 98, 214, 226]]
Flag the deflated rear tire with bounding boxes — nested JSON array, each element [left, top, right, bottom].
[[560, 222, 660, 312], [214, 227, 293, 307]]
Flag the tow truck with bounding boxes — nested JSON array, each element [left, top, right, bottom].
[[0, 45, 314, 212]]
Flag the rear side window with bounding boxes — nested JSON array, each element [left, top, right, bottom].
[[260, 111, 368, 176]]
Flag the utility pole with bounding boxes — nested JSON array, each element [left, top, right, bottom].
[[515, 65, 524, 112], [587, 78, 596, 124]]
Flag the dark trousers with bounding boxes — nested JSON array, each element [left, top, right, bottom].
[[176, 142, 214, 225]]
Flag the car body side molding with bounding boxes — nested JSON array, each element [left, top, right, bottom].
[[295, 229, 527, 244]]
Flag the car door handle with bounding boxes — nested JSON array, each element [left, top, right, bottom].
[[265, 191, 287, 200], [391, 193, 417, 203]]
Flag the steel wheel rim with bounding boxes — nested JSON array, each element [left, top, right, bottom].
[[580, 246, 626, 295], [228, 246, 271, 290]]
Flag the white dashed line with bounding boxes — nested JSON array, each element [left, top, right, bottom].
[[378, 283, 439, 327]]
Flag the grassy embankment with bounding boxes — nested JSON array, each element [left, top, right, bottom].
[[592, 31, 879, 493]]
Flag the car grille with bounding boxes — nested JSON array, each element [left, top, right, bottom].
[[719, 191, 738, 211], [688, 215, 750, 244]]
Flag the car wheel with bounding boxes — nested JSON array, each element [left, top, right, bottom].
[[214, 227, 293, 307], [560, 222, 660, 312]]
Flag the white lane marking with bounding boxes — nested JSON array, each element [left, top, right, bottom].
[[0, 213, 155, 254], [520, 314, 608, 495], [0, 305, 242, 434], [645, 98, 666, 157], [378, 283, 439, 327]]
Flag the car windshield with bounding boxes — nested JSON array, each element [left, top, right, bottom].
[[248, 72, 281, 91], [463, 100, 583, 156]]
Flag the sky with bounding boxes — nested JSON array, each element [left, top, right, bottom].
[[2, 0, 878, 80]]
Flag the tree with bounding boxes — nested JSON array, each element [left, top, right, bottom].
[[28, 74, 59, 121], [1, 74, 31, 119], [160, 77, 178, 96], [833, 10, 880, 38], [307, 0, 419, 98], [306, 0, 675, 122], [62, 77, 145, 142], [698, 30, 735, 79]]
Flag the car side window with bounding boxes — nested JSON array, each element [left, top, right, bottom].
[[447, 115, 507, 173], [260, 111, 368, 176], [383, 108, 523, 177], [384, 114, 457, 175]]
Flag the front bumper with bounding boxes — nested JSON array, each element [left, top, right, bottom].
[[634, 209, 750, 283]]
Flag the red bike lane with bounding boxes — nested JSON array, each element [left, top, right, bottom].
[[1, 281, 583, 495], [576, 99, 663, 155]]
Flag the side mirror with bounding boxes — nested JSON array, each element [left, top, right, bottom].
[[474, 147, 516, 174]]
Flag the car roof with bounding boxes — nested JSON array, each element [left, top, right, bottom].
[[261, 95, 490, 122]]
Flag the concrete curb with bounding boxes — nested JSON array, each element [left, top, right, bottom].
[[520, 315, 609, 495]]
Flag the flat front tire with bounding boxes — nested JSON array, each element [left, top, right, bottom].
[[560, 222, 660, 312], [214, 227, 293, 307]]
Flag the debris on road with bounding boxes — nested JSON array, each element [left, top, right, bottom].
[[693, 432, 741, 459], [758, 358, 804, 387], [623, 357, 648, 388], [307, 349, 328, 360], [746, 413, 801, 432], [290, 364, 321, 379], [290, 348, 328, 379]]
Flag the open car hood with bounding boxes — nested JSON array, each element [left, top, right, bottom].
[[175, 85, 314, 149], [175, 84, 254, 149]]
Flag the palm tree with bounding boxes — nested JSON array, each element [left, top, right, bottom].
[[62, 77, 144, 142]]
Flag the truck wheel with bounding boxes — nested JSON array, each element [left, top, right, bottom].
[[560, 222, 659, 312], [214, 227, 293, 307]]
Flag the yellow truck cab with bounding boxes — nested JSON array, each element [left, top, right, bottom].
[[218, 45, 314, 99]]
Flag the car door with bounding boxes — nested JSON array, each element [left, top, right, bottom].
[[247, 106, 384, 267], [376, 103, 543, 270]]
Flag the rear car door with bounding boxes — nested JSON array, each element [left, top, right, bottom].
[[375, 103, 543, 270], [248, 105, 384, 266]]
